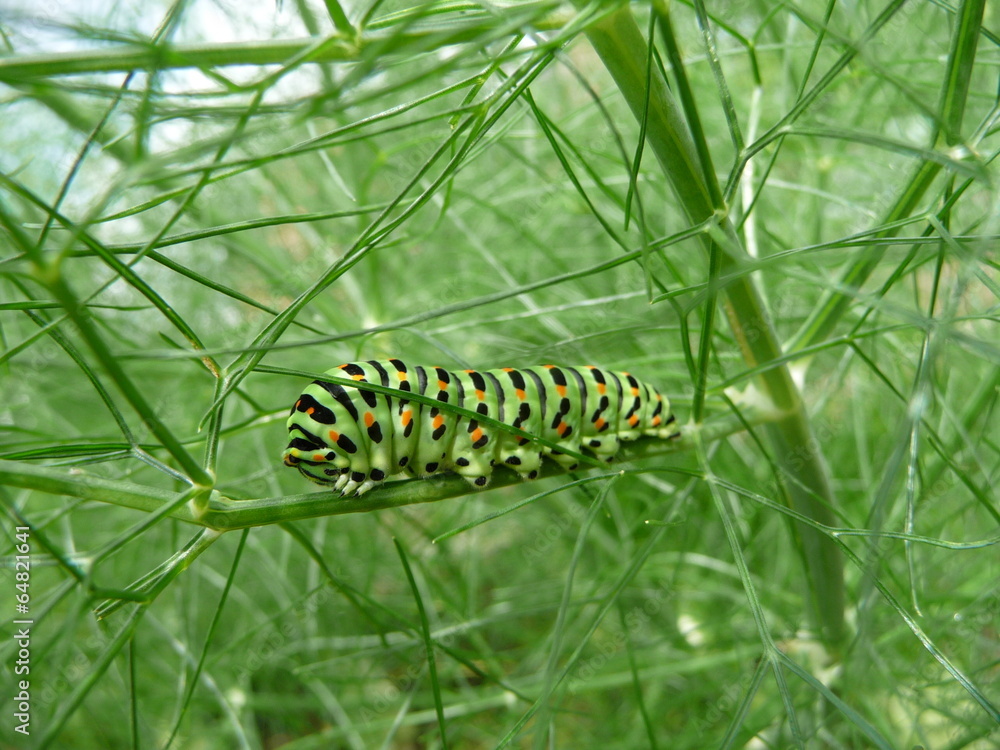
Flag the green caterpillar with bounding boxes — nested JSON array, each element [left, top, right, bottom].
[[283, 359, 678, 496]]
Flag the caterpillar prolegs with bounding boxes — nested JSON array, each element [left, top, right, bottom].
[[283, 360, 678, 497]]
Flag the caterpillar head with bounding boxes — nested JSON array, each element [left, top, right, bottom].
[[284, 385, 361, 485], [282, 443, 351, 485]]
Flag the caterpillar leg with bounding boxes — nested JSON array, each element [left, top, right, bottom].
[[339, 470, 376, 497], [582, 434, 621, 461], [353, 478, 381, 496], [646, 413, 680, 440], [452, 452, 493, 489], [496, 440, 543, 481], [329, 469, 351, 493], [459, 473, 491, 489], [544, 443, 586, 471]]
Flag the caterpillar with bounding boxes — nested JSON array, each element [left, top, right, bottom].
[[283, 360, 678, 497]]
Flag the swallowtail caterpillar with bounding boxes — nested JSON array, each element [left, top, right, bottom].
[[283, 360, 678, 497]]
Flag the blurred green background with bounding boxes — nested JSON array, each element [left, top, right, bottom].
[[1, 1, 998, 748]]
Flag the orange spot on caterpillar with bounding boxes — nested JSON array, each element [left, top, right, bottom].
[[631, 387, 639, 396], [515, 389, 525, 400], [364, 412, 375, 427], [594, 417, 606, 430], [313, 453, 325, 461], [398, 372, 408, 381], [306, 407, 315, 415], [401, 410, 413, 427], [652, 416, 662, 426], [338, 364, 349, 369], [329, 430, 340, 441], [352, 374, 365, 381], [502, 367, 514, 372], [544, 364, 554, 369], [628, 415, 640, 427], [558, 421, 569, 436], [556, 385, 567, 397], [433, 415, 444, 429], [438, 380, 448, 390], [476, 389, 486, 400], [597, 383, 606, 395], [471, 428, 483, 442]]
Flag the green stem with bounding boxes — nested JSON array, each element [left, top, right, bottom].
[[0, 206, 213, 487], [0, 411, 752, 529], [788, 160, 942, 351], [790, 0, 987, 352], [585, 5, 845, 645], [0, 9, 565, 82], [0, 460, 191, 518], [0, 37, 354, 80]]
